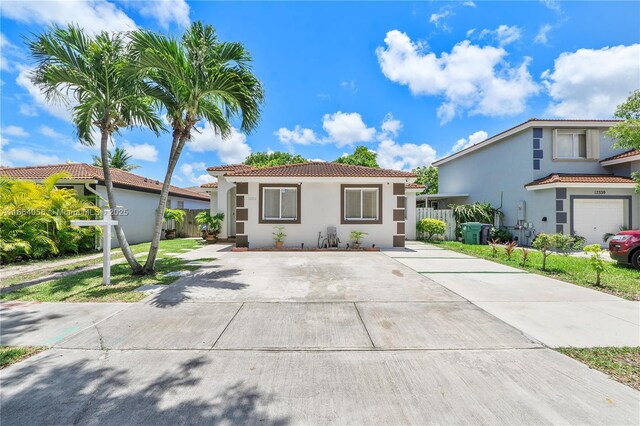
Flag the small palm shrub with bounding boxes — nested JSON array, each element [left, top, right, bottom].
[[504, 241, 518, 260], [417, 218, 447, 241]]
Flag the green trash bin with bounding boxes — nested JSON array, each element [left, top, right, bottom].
[[461, 222, 482, 244]]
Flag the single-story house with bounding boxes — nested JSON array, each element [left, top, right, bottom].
[[201, 162, 422, 248], [0, 163, 210, 246], [431, 119, 639, 246]]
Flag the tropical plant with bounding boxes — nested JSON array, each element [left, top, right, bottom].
[[490, 227, 513, 243], [92, 147, 140, 171], [0, 173, 100, 263], [195, 211, 225, 237], [28, 25, 164, 274], [335, 146, 379, 167], [519, 247, 530, 267], [349, 231, 367, 247], [449, 202, 499, 237], [244, 152, 307, 168], [411, 165, 438, 194], [129, 21, 264, 273], [417, 218, 446, 241], [163, 208, 185, 235], [606, 89, 640, 150], [555, 233, 586, 254], [504, 241, 518, 260], [272, 226, 286, 243], [583, 244, 608, 286], [531, 233, 555, 271], [488, 239, 500, 257]]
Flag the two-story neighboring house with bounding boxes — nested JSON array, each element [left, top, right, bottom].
[[431, 119, 639, 246]]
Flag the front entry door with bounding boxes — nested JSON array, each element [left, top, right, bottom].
[[228, 187, 236, 237]]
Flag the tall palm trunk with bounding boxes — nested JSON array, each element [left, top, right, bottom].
[[99, 129, 143, 273], [143, 129, 189, 273]]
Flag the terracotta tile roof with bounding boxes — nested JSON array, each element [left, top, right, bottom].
[[220, 162, 416, 178], [206, 164, 256, 172], [600, 149, 640, 163], [200, 182, 218, 188], [525, 173, 635, 187], [0, 163, 210, 201], [405, 183, 425, 189]]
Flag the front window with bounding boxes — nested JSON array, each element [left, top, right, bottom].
[[177, 200, 184, 209], [262, 187, 298, 220], [343, 187, 380, 222], [556, 131, 587, 159]]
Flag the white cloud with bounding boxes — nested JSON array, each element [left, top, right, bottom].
[[429, 7, 454, 30], [188, 126, 251, 164], [340, 80, 357, 91], [274, 126, 319, 146], [19, 104, 38, 117], [322, 111, 376, 147], [17, 67, 73, 121], [1, 147, 60, 167], [479, 25, 522, 46], [376, 139, 437, 171], [534, 24, 552, 45], [39, 125, 65, 139], [2, 125, 29, 137], [121, 142, 159, 162], [128, 0, 190, 29], [377, 30, 539, 123], [466, 28, 476, 38], [462, 1, 476, 7], [449, 130, 488, 154], [317, 93, 330, 100], [380, 113, 402, 138], [0, 33, 16, 71], [1, 0, 137, 33], [541, 0, 562, 13], [542, 44, 640, 118], [180, 162, 215, 185]]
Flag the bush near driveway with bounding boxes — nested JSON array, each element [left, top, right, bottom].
[[558, 347, 640, 391], [0, 346, 45, 368], [433, 241, 640, 301]]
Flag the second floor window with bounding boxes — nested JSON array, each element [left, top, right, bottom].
[[556, 130, 587, 159]]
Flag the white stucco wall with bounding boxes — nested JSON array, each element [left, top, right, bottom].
[[237, 180, 402, 248]]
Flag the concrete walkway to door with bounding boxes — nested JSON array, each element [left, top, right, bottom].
[[384, 241, 640, 347]]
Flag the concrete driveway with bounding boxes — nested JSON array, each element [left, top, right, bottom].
[[1, 249, 639, 425]]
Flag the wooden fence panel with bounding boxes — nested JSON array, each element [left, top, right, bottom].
[[175, 209, 207, 238], [415, 208, 456, 241]]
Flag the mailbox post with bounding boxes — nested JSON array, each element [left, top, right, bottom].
[[71, 209, 119, 285]]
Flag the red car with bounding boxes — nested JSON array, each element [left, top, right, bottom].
[[608, 230, 640, 269]]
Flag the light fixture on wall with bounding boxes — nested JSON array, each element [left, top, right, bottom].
[[542, 217, 547, 222]]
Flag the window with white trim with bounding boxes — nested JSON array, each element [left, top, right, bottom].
[[555, 130, 587, 159], [344, 188, 379, 220], [262, 187, 298, 220]]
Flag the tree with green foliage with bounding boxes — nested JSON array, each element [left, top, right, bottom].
[[92, 147, 140, 171], [29, 25, 164, 273], [412, 165, 438, 194], [607, 89, 640, 150], [335, 146, 379, 167], [584, 244, 608, 286], [532, 233, 555, 271], [130, 21, 264, 274], [416, 218, 446, 241], [244, 151, 307, 168]]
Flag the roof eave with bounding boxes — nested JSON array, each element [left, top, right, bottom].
[[525, 182, 636, 191], [600, 154, 640, 167]]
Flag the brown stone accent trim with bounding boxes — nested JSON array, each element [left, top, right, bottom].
[[397, 222, 405, 235], [236, 195, 244, 208], [393, 209, 404, 221], [396, 196, 405, 209], [258, 184, 302, 224], [393, 235, 405, 247], [236, 235, 249, 247], [236, 222, 244, 235], [236, 182, 248, 195], [393, 183, 405, 195], [236, 208, 248, 221], [340, 184, 383, 225]]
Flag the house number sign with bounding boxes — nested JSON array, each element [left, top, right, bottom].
[[594, 190, 606, 195]]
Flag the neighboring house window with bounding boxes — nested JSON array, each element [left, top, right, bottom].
[[177, 200, 184, 209], [553, 129, 600, 160], [259, 184, 301, 223], [430, 201, 439, 209], [341, 184, 382, 224], [166, 199, 172, 208]]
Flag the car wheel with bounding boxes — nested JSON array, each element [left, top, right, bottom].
[[631, 250, 640, 269]]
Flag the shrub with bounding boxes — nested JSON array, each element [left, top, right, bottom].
[[531, 233, 555, 271], [519, 247, 530, 267], [504, 241, 518, 260], [583, 244, 608, 286], [449, 202, 501, 237], [488, 239, 500, 257], [555, 233, 585, 255], [417, 218, 447, 241], [163, 208, 186, 229], [490, 227, 513, 243]]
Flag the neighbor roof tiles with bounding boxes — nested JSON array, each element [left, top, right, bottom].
[[214, 162, 416, 178], [525, 173, 635, 187]]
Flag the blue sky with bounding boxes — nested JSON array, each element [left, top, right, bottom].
[[1, 1, 639, 186]]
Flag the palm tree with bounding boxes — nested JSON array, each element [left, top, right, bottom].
[[93, 147, 141, 171], [29, 25, 164, 274], [129, 21, 264, 273]]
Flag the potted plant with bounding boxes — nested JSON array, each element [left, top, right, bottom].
[[163, 208, 186, 240], [350, 231, 367, 249], [273, 226, 286, 248], [195, 211, 225, 243]]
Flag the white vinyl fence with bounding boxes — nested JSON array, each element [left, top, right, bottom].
[[416, 208, 456, 241]]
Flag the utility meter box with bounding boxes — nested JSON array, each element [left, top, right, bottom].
[[517, 200, 526, 221]]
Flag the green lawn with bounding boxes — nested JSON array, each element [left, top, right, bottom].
[[432, 241, 640, 300], [557, 347, 640, 391], [1, 239, 210, 303], [0, 346, 45, 368], [1, 238, 203, 289]]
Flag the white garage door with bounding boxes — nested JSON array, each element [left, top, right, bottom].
[[573, 198, 625, 246]]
